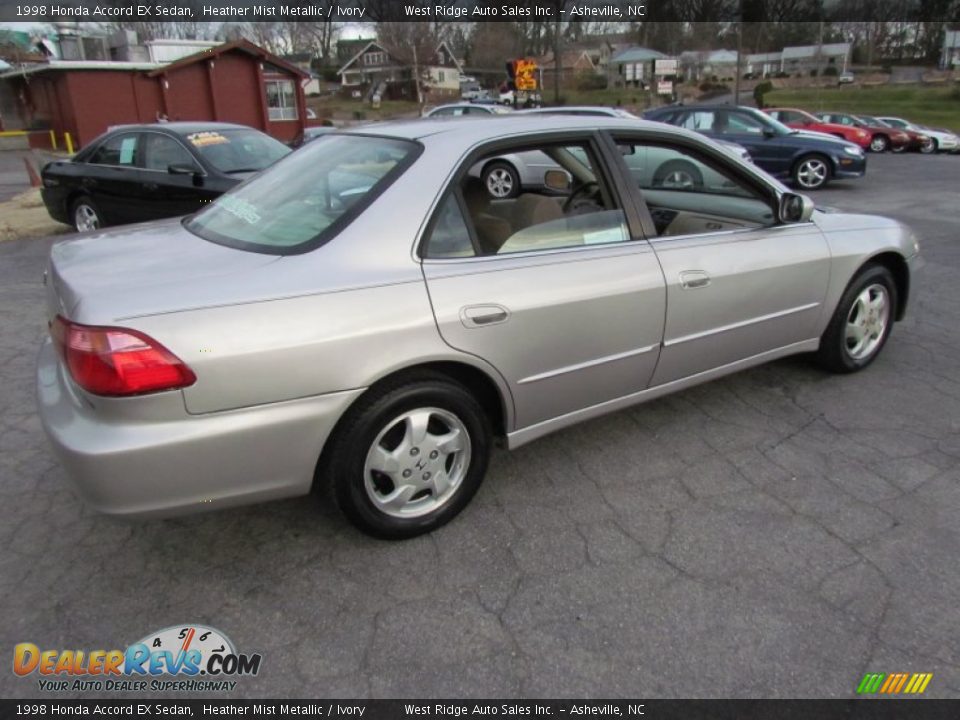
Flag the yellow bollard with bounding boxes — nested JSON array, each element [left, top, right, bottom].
[[65, 132, 74, 155], [49, 129, 57, 150]]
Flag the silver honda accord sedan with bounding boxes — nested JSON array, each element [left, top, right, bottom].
[[37, 115, 921, 539]]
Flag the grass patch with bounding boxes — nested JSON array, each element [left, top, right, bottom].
[[766, 84, 960, 131]]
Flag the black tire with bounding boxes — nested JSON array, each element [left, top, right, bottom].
[[892, 144, 907, 154], [321, 372, 492, 539], [792, 154, 831, 190], [70, 195, 104, 232], [652, 160, 704, 189], [815, 264, 898, 374], [482, 161, 520, 199], [920, 138, 937, 155], [869, 134, 889, 153]]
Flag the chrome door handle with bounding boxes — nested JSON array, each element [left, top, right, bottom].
[[680, 270, 711, 289], [460, 304, 510, 328]]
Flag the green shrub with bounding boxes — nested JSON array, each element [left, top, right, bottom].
[[823, 66, 839, 76], [753, 80, 774, 108]]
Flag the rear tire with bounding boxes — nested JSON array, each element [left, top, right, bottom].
[[815, 265, 897, 374], [70, 195, 103, 232], [321, 372, 491, 539], [652, 160, 704, 189], [482, 161, 520, 199]]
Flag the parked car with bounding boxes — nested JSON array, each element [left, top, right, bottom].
[[763, 107, 872, 149], [41, 122, 291, 232], [644, 104, 866, 190], [37, 115, 919, 538], [837, 71, 856, 85], [290, 126, 337, 149], [424, 103, 512, 118], [914, 124, 960, 154], [471, 105, 751, 199], [855, 114, 932, 153], [814, 112, 911, 153], [876, 116, 957, 154]]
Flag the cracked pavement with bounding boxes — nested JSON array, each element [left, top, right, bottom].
[[1, 153, 959, 699]]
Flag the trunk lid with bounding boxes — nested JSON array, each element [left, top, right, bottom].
[[47, 218, 281, 325]]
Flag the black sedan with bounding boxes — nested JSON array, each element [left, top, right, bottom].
[[643, 104, 866, 190], [41, 122, 290, 231]]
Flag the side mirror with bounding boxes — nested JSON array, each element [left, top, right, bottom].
[[763, 127, 777, 138], [543, 169, 571, 192], [779, 192, 814, 223]]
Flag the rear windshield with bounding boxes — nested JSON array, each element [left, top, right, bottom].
[[185, 129, 290, 173], [185, 134, 420, 254]]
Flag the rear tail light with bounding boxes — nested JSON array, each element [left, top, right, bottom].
[[50, 316, 196, 397]]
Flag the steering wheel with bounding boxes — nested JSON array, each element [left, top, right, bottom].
[[563, 181, 601, 213]]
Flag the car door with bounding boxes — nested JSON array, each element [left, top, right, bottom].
[[609, 133, 831, 386], [421, 135, 666, 430], [81, 131, 147, 225], [139, 131, 220, 220]]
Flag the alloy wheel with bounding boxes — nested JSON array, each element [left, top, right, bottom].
[[844, 283, 890, 361], [363, 407, 471, 519], [796, 158, 828, 189], [74, 204, 100, 231], [485, 168, 515, 198]]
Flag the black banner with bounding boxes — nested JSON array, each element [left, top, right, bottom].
[[1, 0, 959, 23], [3, 700, 960, 720]]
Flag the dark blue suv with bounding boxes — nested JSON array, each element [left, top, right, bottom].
[[643, 104, 867, 190]]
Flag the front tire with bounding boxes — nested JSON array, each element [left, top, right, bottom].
[[920, 138, 937, 155], [70, 195, 103, 232], [322, 373, 491, 539], [793, 154, 831, 190], [869, 135, 889, 153], [815, 265, 897, 374]]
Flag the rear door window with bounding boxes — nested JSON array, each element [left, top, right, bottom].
[[89, 133, 140, 167]]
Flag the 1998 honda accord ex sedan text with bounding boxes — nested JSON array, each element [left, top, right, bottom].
[[37, 116, 921, 539]]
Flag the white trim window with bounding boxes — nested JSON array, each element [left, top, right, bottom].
[[265, 79, 297, 121]]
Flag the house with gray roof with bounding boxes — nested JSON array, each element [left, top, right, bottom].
[[607, 46, 665, 87]]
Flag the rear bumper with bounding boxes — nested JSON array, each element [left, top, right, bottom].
[[36, 340, 363, 518]]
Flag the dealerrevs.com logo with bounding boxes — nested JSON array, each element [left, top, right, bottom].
[[13, 624, 262, 693]]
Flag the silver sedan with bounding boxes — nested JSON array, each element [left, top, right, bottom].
[[37, 116, 920, 538]]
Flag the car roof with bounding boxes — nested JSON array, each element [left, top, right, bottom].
[[342, 114, 686, 143], [108, 122, 254, 135]]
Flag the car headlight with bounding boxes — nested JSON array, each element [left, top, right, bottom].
[[843, 146, 863, 156]]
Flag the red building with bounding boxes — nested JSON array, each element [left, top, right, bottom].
[[1, 40, 310, 149]]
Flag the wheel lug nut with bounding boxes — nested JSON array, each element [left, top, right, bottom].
[[430, 450, 439, 459], [423, 472, 431, 480], [402, 469, 412, 478], [410, 447, 419, 456]]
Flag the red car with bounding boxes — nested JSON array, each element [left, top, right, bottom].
[[764, 108, 872, 150], [816, 112, 913, 153]]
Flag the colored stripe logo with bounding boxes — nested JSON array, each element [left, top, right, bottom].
[[857, 672, 933, 694]]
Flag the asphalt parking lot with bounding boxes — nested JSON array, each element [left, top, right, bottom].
[[1, 152, 959, 699]]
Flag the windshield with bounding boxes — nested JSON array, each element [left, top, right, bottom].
[[185, 134, 419, 254], [185, 129, 290, 173], [858, 116, 887, 127]]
